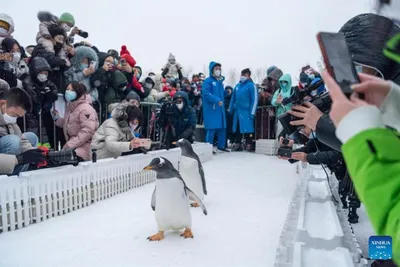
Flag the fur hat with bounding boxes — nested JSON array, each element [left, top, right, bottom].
[[120, 45, 136, 67]]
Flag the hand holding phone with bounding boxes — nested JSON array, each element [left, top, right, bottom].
[[317, 32, 361, 98], [277, 147, 293, 158], [0, 53, 12, 62]]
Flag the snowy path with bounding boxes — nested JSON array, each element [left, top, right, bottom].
[[0, 153, 298, 267]]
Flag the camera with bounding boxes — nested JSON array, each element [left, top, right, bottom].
[[37, 147, 79, 167], [77, 30, 89, 38], [161, 100, 175, 116], [278, 80, 332, 136]]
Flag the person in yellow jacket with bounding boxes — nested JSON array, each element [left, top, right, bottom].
[[322, 70, 400, 264]]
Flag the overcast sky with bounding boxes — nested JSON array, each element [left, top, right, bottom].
[[3, 0, 383, 85]]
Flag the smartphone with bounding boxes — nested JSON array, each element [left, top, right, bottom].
[[139, 139, 152, 148], [90, 61, 97, 68], [317, 32, 361, 97], [277, 147, 293, 158], [120, 58, 126, 65]]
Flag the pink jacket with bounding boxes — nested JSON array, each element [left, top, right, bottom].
[[56, 94, 99, 161]]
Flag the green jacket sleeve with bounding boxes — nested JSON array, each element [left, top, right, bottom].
[[341, 128, 400, 264]]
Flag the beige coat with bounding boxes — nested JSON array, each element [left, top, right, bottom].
[[0, 112, 33, 174], [90, 104, 134, 160]]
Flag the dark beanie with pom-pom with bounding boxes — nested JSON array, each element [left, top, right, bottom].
[[120, 45, 136, 67]]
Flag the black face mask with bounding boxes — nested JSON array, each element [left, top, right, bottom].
[[54, 42, 63, 50]]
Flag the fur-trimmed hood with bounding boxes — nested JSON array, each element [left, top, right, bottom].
[[71, 46, 99, 70], [110, 103, 130, 134]]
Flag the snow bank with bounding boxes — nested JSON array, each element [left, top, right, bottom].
[[274, 164, 369, 267]]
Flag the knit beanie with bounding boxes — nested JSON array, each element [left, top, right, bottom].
[[59, 12, 75, 26], [120, 45, 136, 67], [267, 66, 277, 76]]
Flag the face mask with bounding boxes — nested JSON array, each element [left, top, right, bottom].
[[176, 103, 184, 110], [12, 52, 21, 63], [129, 123, 138, 130], [145, 82, 153, 89], [55, 42, 63, 50], [80, 63, 88, 71], [281, 82, 288, 88], [136, 74, 140, 80], [61, 23, 71, 32], [65, 90, 77, 102], [214, 70, 221, 77], [0, 27, 8, 35], [240, 76, 247, 82], [37, 73, 48, 82], [308, 74, 315, 80], [3, 113, 18, 124]]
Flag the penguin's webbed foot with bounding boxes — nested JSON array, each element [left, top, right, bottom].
[[181, 228, 194, 239], [147, 231, 164, 241], [191, 202, 200, 208]]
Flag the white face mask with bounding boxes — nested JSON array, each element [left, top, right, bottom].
[[145, 82, 153, 89], [0, 28, 8, 35], [214, 70, 221, 77], [3, 113, 17, 124], [61, 23, 71, 32], [37, 73, 48, 82], [176, 103, 184, 110], [129, 123, 138, 130], [12, 52, 21, 63]]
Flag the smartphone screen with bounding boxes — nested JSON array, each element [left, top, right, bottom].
[[317, 32, 360, 96]]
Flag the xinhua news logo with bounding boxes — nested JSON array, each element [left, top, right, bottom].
[[369, 236, 392, 260]]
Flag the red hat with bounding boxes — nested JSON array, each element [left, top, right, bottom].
[[120, 45, 136, 67]]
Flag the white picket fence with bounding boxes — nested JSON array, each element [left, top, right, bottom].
[[0, 142, 213, 233]]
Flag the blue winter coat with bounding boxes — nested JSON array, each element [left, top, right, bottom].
[[229, 79, 258, 133], [172, 91, 197, 141], [202, 61, 226, 130]]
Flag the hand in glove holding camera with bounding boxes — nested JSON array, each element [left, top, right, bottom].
[[17, 149, 46, 165]]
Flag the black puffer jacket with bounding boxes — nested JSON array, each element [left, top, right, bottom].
[[339, 13, 400, 83], [315, 114, 342, 152], [289, 136, 343, 168], [23, 56, 58, 114]]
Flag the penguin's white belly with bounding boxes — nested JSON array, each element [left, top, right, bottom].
[[155, 178, 191, 231], [180, 156, 204, 200]]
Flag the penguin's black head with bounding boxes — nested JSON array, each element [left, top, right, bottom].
[[176, 138, 194, 154], [143, 157, 176, 178]]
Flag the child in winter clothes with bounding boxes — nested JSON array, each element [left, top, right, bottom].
[[36, 11, 75, 59], [161, 53, 183, 79]]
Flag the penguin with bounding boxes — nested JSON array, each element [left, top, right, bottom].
[[176, 138, 207, 208], [143, 157, 207, 241]]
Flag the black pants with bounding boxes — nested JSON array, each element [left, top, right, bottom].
[[233, 121, 254, 144]]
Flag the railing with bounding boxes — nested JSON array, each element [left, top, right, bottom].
[[255, 105, 276, 140], [274, 163, 368, 267], [0, 142, 213, 233]]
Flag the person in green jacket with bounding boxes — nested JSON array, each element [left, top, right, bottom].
[[322, 70, 400, 265], [271, 73, 294, 135]]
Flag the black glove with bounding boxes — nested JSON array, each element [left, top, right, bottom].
[[17, 149, 46, 165]]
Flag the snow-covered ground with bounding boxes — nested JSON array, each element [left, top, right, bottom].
[[0, 153, 299, 267]]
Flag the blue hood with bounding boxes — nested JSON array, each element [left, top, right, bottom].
[[208, 61, 221, 76], [173, 90, 189, 105]]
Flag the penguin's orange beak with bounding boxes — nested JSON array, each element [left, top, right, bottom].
[[143, 165, 153, 170], [171, 141, 177, 145]]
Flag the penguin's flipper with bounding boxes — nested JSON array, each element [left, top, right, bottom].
[[151, 188, 156, 211], [197, 160, 207, 195], [185, 187, 207, 215]]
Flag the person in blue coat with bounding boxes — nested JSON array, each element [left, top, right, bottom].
[[202, 61, 228, 153], [229, 68, 258, 152]]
